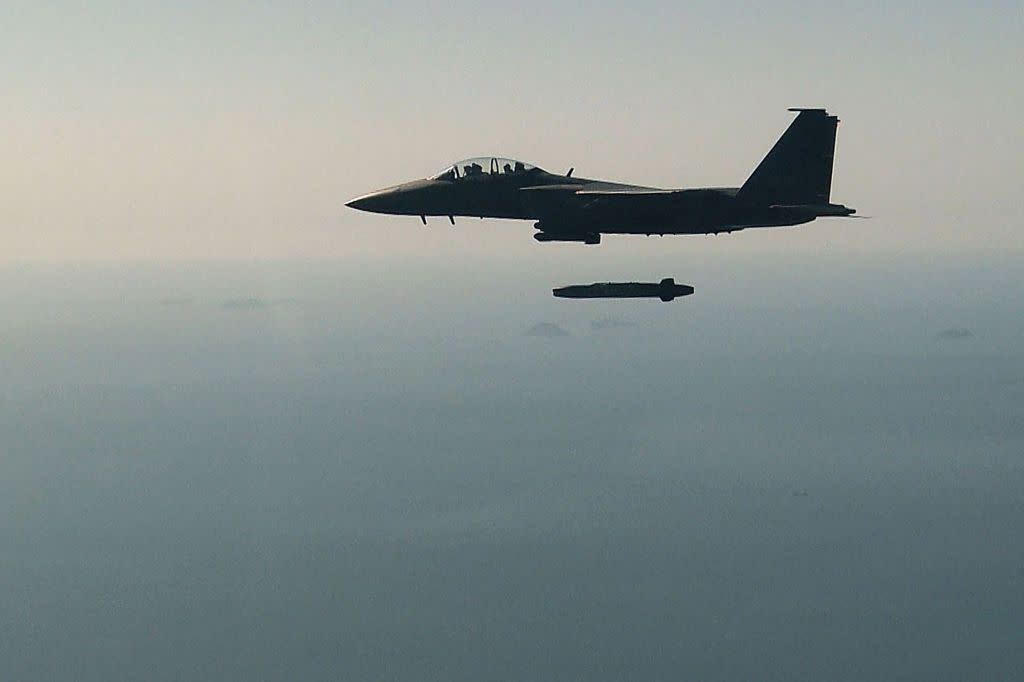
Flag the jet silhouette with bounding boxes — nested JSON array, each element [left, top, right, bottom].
[[347, 109, 856, 245]]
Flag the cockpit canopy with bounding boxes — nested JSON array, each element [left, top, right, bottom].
[[431, 157, 541, 181]]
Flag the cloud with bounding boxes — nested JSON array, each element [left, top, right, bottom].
[[222, 297, 269, 310], [525, 322, 570, 338], [937, 327, 974, 340], [220, 297, 302, 310], [590, 317, 635, 331]]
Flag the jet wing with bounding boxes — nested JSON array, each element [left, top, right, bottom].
[[573, 189, 679, 196], [520, 185, 728, 214], [519, 185, 679, 210], [520, 185, 741, 238], [520, 185, 674, 196]]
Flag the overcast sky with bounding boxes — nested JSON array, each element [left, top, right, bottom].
[[3, 1, 1022, 262]]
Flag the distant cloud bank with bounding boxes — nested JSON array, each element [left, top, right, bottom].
[[221, 297, 302, 310], [590, 318, 635, 331], [525, 322, 570, 338], [222, 298, 269, 310], [937, 327, 974, 340]]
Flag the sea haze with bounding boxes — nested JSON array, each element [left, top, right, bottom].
[[1, 250, 1022, 681]]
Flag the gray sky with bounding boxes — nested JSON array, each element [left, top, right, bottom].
[[3, 1, 1022, 262]]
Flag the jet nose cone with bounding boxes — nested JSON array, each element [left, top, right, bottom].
[[346, 180, 435, 215], [346, 187, 410, 214], [345, 194, 378, 212], [346, 187, 404, 213]]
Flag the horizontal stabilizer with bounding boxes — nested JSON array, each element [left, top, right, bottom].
[[769, 203, 856, 217]]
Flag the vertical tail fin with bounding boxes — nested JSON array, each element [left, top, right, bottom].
[[737, 109, 839, 205]]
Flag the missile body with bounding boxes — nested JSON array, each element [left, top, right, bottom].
[[553, 278, 694, 302]]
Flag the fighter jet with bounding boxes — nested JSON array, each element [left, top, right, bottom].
[[347, 109, 857, 245]]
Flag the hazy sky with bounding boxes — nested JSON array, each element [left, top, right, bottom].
[[3, 1, 1022, 261]]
